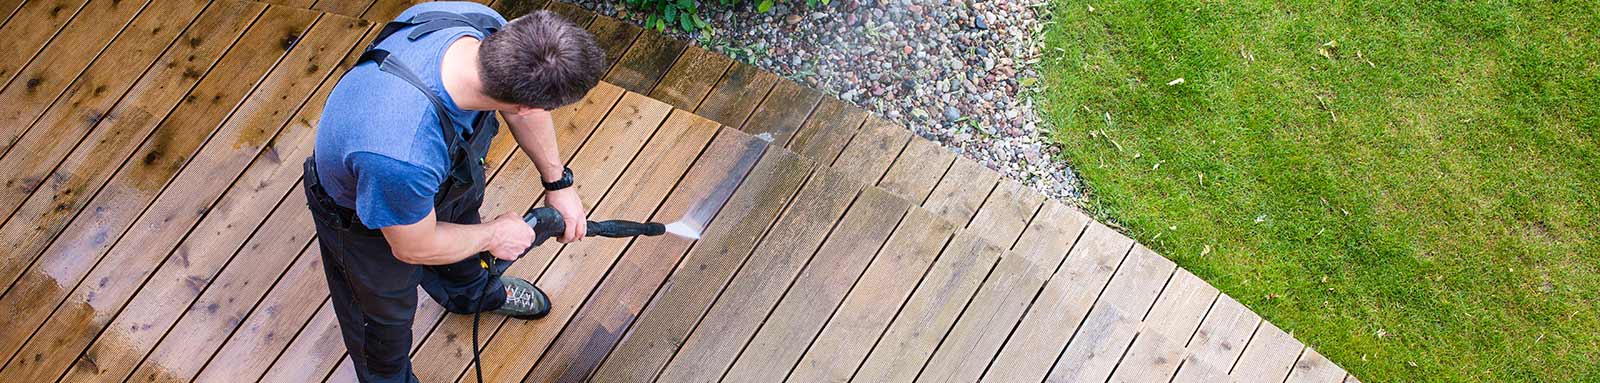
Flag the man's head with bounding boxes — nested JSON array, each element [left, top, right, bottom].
[[478, 11, 606, 111]]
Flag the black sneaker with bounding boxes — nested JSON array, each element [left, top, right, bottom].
[[494, 276, 550, 320]]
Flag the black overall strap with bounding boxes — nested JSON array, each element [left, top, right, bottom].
[[358, 49, 463, 151]]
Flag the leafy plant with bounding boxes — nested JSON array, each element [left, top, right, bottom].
[[621, 0, 831, 33]]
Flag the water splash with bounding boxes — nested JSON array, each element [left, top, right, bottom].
[[754, 133, 775, 142], [663, 220, 702, 240]]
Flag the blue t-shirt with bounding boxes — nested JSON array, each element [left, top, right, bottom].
[[314, 2, 507, 229]]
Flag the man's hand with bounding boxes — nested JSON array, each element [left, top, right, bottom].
[[544, 188, 586, 243], [486, 212, 536, 261]]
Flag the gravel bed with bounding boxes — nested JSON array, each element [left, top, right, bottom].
[[566, 0, 1080, 201]]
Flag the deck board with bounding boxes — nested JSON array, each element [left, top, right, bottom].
[[0, 3, 1354, 382]]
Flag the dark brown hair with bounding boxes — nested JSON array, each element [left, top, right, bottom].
[[478, 11, 605, 110]]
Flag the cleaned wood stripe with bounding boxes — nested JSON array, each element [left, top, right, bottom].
[[647, 45, 732, 111], [693, 62, 778, 128], [831, 115, 912, 187], [852, 231, 1003, 383], [1168, 294, 1262, 382], [740, 79, 822, 147], [921, 156, 999, 225], [878, 137, 956, 204], [982, 221, 1134, 382], [1045, 245, 1178, 383], [723, 187, 911, 383], [786, 207, 957, 383], [787, 96, 868, 163], [605, 28, 686, 95], [446, 99, 695, 382], [966, 178, 1045, 247], [1229, 320, 1304, 383], [589, 148, 810, 383], [0, 6, 319, 368], [1104, 268, 1220, 383], [524, 124, 766, 383], [258, 297, 344, 382], [0, 0, 191, 153], [918, 201, 1089, 383]]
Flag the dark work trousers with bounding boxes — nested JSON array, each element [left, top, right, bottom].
[[302, 122, 507, 383]]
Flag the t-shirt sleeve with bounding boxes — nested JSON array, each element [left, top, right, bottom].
[[348, 152, 440, 229]]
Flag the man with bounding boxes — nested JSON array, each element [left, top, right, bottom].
[[301, 2, 606, 381]]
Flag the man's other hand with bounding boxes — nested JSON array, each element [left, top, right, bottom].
[[488, 212, 535, 261], [545, 188, 586, 243]]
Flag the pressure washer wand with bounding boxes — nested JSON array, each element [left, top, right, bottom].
[[522, 206, 667, 246]]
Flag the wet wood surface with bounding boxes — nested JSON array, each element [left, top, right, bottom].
[[0, 2, 1351, 382]]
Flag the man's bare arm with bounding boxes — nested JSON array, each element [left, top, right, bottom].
[[381, 210, 534, 265], [503, 109, 587, 242]]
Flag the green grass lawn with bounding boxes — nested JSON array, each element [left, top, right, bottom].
[[1039, 1, 1597, 381]]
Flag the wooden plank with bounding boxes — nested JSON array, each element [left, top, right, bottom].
[[831, 115, 912, 187], [493, 0, 549, 18], [359, 0, 421, 22], [982, 221, 1135, 382], [585, 14, 642, 75], [722, 187, 911, 382], [0, 0, 198, 152], [588, 149, 811, 383], [0, 0, 263, 228], [440, 100, 698, 383], [877, 137, 955, 203], [651, 165, 862, 383], [1169, 294, 1262, 383], [693, 62, 778, 128], [57, 22, 373, 382], [786, 96, 867, 163], [0, 0, 90, 90], [852, 231, 1003, 383], [647, 45, 732, 111], [1285, 348, 1348, 383], [0, 0, 26, 27], [922, 156, 999, 225], [522, 126, 767, 383], [1105, 269, 1221, 383], [311, 0, 376, 19], [918, 201, 1090, 383], [0, 15, 364, 382], [1229, 320, 1304, 382], [171, 238, 324, 383], [604, 29, 689, 95], [786, 207, 957, 383], [0, 5, 319, 368], [258, 298, 342, 383], [542, 0, 593, 26], [1045, 245, 1178, 383], [740, 79, 822, 147], [965, 178, 1045, 247]]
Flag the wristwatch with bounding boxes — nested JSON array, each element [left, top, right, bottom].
[[542, 167, 574, 191]]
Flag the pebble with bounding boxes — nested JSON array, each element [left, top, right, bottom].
[[565, 0, 1080, 200]]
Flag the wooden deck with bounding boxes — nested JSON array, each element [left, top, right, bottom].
[[0, 0, 1356, 382]]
